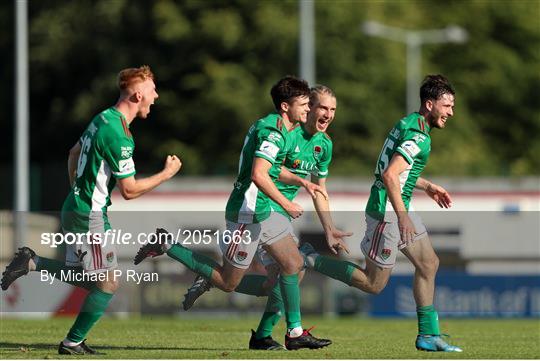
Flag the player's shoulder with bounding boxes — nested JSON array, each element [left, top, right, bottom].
[[94, 108, 133, 145], [398, 112, 429, 135], [256, 113, 286, 133]]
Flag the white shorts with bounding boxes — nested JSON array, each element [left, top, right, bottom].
[[64, 230, 118, 274], [256, 231, 299, 267], [220, 213, 295, 269], [360, 213, 427, 269]]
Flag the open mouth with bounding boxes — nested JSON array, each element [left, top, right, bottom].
[[317, 119, 328, 127]]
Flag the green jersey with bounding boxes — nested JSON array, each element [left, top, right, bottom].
[[226, 113, 294, 224], [366, 112, 431, 221], [269, 125, 333, 218], [61, 107, 136, 232]]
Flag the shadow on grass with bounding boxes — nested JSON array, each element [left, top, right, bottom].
[[0, 342, 245, 352]]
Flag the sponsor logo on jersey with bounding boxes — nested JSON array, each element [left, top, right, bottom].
[[121, 146, 133, 158], [236, 251, 248, 262], [118, 158, 135, 174], [389, 128, 400, 139], [291, 159, 317, 172], [381, 248, 392, 260], [313, 145, 322, 160], [106, 252, 115, 262], [413, 134, 427, 143], [267, 132, 282, 143], [258, 141, 279, 159], [294, 145, 300, 153], [400, 140, 421, 158]]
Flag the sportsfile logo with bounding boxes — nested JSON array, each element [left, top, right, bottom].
[[40, 229, 253, 248]]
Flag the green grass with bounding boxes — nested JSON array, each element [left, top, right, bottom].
[[1, 317, 539, 359]]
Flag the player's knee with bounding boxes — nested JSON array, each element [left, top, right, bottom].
[[418, 255, 439, 277], [97, 277, 120, 293], [222, 279, 240, 293], [280, 255, 303, 275], [365, 279, 387, 295]]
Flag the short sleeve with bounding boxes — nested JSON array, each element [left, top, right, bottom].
[[395, 130, 429, 165], [254, 127, 286, 164], [102, 138, 136, 179], [316, 141, 333, 178]]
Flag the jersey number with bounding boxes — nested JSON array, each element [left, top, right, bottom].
[[76, 135, 92, 178], [375, 138, 395, 175]]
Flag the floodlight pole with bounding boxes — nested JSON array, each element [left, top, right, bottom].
[[15, 0, 29, 249], [362, 21, 468, 114], [299, 0, 315, 85]]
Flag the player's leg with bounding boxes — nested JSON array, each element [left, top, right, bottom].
[[248, 264, 285, 350], [134, 227, 243, 292], [59, 230, 119, 355], [249, 266, 308, 350], [181, 221, 266, 309], [1, 248, 93, 291], [301, 215, 397, 294], [264, 232, 331, 350], [400, 213, 461, 352]]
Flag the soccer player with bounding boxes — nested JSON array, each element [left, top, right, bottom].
[[183, 85, 351, 350], [134, 76, 331, 350], [300, 75, 462, 352], [1, 66, 182, 354]]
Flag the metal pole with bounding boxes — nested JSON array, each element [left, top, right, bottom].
[[406, 34, 421, 114], [15, 0, 29, 249], [299, 0, 315, 85]]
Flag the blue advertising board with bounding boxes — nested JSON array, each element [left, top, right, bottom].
[[370, 273, 540, 317]]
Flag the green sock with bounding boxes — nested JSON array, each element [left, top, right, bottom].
[[235, 275, 267, 297], [313, 256, 356, 285], [35, 256, 93, 290], [66, 287, 114, 343], [417, 305, 440, 335], [255, 282, 283, 339], [166, 244, 218, 279], [279, 273, 301, 329]]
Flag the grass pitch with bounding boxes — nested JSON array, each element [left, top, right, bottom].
[[1, 316, 539, 359]]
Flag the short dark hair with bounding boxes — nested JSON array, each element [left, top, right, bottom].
[[270, 76, 311, 111], [420, 74, 455, 104]]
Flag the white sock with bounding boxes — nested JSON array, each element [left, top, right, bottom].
[[62, 338, 82, 347], [287, 326, 304, 337]]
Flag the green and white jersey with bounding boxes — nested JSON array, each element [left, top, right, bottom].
[[61, 107, 136, 233], [269, 125, 333, 219], [366, 112, 431, 221], [226, 113, 294, 224]]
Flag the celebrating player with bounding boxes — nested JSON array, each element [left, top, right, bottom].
[[183, 85, 352, 351], [299, 75, 462, 352], [1, 66, 182, 355], [134, 76, 331, 350]]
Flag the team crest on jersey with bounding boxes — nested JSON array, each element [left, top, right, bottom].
[[381, 248, 392, 260], [292, 159, 301, 169], [313, 145, 322, 160], [236, 251, 248, 262], [106, 252, 115, 263]]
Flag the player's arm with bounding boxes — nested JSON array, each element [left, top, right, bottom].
[[278, 167, 328, 199], [116, 155, 181, 200], [251, 158, 304, 218], [381, 154, 416, 242], [416, 177, 452, 208], [67, 142, 82, 187], [311, 176, 352, 254]]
